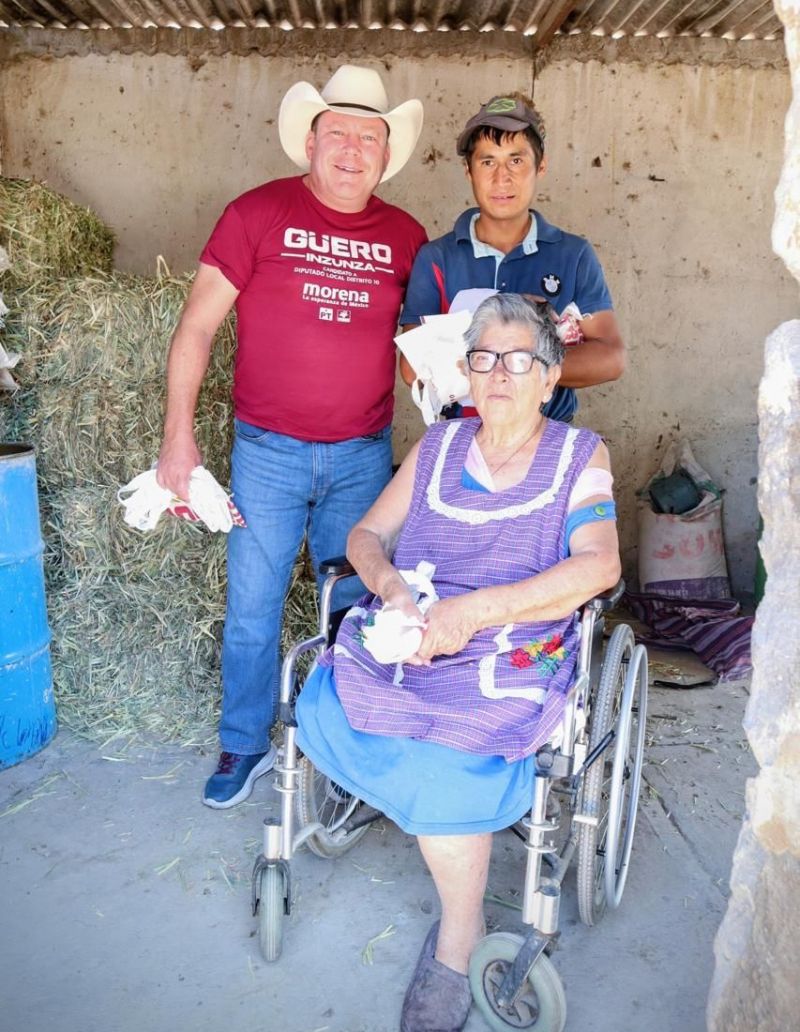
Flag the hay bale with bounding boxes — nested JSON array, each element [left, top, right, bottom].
[[47, 533, 317, 741], [0, 187, 319, 742], [1, 273, 236, 490], [2, 274, 207, 385], [39, 482, 320, 739], [50, 577, 224, 740], [0, 178, 114, 286], [43, 486, 226, 585]]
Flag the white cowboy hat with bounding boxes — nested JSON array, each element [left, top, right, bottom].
[[278, 65, 423, 183]]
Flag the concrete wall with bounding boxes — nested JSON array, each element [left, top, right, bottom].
[[537, 47, 798, 598], [0, 29, 796, 597]]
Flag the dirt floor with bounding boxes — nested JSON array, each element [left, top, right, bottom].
[[1, 647, 754, 1032]]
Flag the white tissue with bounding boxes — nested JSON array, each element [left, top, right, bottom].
[[361, 608, 426, 664]]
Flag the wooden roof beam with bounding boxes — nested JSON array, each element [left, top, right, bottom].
[[534, 0, 579, 48]]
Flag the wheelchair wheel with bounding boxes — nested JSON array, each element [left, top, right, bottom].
[[603, 640, 648, 910], [469, 932, 566, 1032], [257, 864, 286, 962], [296, 755, 371, 858], [576, 623, 633, 926]]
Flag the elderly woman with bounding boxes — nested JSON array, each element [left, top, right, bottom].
[[296, 293, 620, 1032]]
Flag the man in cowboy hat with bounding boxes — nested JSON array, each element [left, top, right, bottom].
[[399, 93, 624, 421], [156, 65, 426, 809]]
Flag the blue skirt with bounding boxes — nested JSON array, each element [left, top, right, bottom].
[[295, 663, 536, 836]]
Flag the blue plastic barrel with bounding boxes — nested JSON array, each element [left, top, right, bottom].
[[0, 443, 56, 767]]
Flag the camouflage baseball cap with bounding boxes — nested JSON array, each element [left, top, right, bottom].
[[456, 96, 546, 156]]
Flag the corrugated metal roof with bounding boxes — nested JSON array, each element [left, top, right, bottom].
[[0, 0, 784, 40]]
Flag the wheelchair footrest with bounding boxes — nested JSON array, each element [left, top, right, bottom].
[[342, 804, 383, 832]]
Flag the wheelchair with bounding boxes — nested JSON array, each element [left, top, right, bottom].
[[251, 558, 648, 1032]]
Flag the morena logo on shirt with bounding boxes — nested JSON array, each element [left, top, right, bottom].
[[302, 282, 370, 306], [283, 228, 393, 272]]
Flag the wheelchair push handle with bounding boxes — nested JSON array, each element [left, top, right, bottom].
[[319, 556, 355, 577]]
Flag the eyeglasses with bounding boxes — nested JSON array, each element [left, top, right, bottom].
[[466, 349, 548, 375]]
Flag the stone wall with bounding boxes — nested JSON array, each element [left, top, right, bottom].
[[706, 321, 800, 1030]]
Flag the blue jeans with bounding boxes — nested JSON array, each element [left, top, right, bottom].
[[220, 419, 393, 755]]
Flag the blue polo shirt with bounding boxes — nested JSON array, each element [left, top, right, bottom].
[[400, 209, 613, 422]]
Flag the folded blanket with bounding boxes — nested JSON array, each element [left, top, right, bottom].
[[624, 590, 753, 682]]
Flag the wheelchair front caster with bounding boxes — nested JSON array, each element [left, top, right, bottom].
[[469, 932, 567, 1032], [257, 864, 287, 962]]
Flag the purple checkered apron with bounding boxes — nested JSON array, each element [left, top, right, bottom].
[[330, 417, 601, 762]]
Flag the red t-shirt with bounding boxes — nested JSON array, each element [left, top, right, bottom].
[[200, 176, 427, 442]]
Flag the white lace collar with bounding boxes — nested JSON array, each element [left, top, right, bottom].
[[425, 421, 578, 525]]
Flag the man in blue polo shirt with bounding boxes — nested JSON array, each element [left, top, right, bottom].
[[400, 94, 624, 422]]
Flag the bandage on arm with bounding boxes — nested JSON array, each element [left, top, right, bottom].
[[567, 467, 614, 510]]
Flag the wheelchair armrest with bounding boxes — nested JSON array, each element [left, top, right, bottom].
[[319, 556, 355, 577], [586, 579, 625, 613]]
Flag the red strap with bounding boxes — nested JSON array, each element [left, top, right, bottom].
[[460, 406, 479, 417], [433, 263, 449, 314]]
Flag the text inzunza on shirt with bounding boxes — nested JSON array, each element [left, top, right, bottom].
[[282, 228, 393, 272]]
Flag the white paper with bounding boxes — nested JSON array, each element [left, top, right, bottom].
[[448, 287, 497, 315], [395, 311, 472, 424]]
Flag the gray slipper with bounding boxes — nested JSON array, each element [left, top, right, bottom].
[[400, 922, 472, 1032]]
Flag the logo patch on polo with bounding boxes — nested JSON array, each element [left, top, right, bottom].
[[541, 273, 561, 296]]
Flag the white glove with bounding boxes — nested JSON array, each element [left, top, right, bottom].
[[119, 465, 244, 534], [117, 470, 173, 531], [361, 562, 438, 664], [410, 378, 440, 427], [187, 466, 234, 533], [0, 340, 20, 392]]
